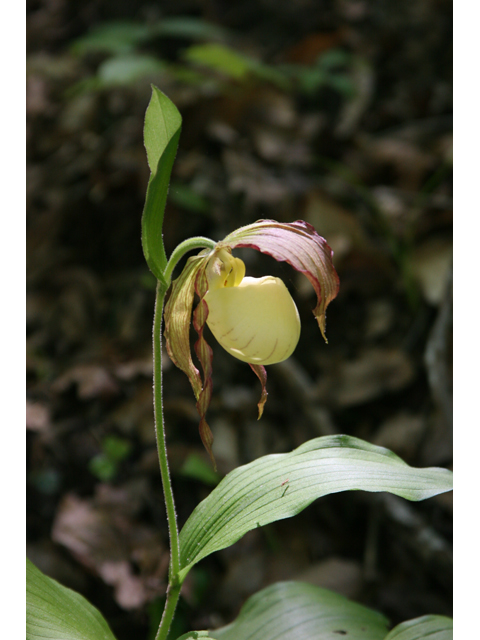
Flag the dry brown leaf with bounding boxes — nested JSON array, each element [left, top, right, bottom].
[[317, 348, 415, 406], [97, 560, 147, 610], [285, 32, 345, 64], [51, 492, 166, 610], [223, 149, 289, 206], [52, 364, 119, 400], [252, 126, 311, 166], [411, 238, 452, 306], [373, 413, 426, 460], [356, 134, 436, 190], [114, 357, 154, 381], [302, 190, 371, 263], [26, 400, 51, 432]]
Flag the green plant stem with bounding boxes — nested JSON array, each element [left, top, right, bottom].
[[152, 279, 182, 640], [152, 235, 216, 640], [153, 279, 181, 580], [155, 584, 182, 640]]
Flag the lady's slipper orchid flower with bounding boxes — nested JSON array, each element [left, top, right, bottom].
[[203, 248, 301, 366], [164, 220, 339, 466]]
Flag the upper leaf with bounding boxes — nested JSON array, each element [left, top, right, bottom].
[[142, 86, 182, 281], [26, 558, 117, 640], [144, 85, 182, 173], [178, 435, 453, 580], [221, 219, 340, 341]]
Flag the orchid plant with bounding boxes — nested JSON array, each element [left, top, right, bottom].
[[26, 87, 453, 640]]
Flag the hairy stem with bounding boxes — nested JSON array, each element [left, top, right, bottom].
[[153, 236, 215, 640], [155, 584, 182, 640], [153, 279, 181, 639]]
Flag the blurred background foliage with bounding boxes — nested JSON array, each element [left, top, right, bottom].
[[27, 1, 452, 638]]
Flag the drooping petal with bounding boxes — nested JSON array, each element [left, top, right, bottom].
[[192, 264, 216, 468], [164, 253, 208, 400], [249, 363, 268, 419], [220, 220, 340, 341]]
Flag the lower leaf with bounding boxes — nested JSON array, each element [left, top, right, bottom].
[[175, 633, 216, 640], [208, 581, 389, 640], [384, 615, 453, 640], [26, 558, 117, 640]]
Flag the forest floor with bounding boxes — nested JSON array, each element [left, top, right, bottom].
[[27, 1, 452, 638]]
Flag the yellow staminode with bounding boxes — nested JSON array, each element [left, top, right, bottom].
[[204, 249, 301, 365]]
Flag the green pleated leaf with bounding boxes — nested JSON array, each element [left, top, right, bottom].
[[142, 85, 182, 281], [175, 633, 215, 640], [384, 615, 453, 640], [26, 558, 117, 640], [178, 435, 452, 580], [208, 581, 389, 640]]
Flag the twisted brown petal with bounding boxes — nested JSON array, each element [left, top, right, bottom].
[[249, 364, 268, 419], [164, 254, 207, 400], [193, 266, 216, 468]]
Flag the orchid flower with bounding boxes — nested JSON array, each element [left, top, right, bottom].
[[164, 219, 339, 466]]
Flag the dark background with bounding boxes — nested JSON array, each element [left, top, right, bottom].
[[26, 1, 452, 638]]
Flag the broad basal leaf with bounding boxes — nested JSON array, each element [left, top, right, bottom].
[[175, 633, 215, 640], [209, 581, 389, 640], [142, 85, 182, 281], [178, 435, 452, 580], [26, 558, 117, 640], [384, 615, 453, 640]]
